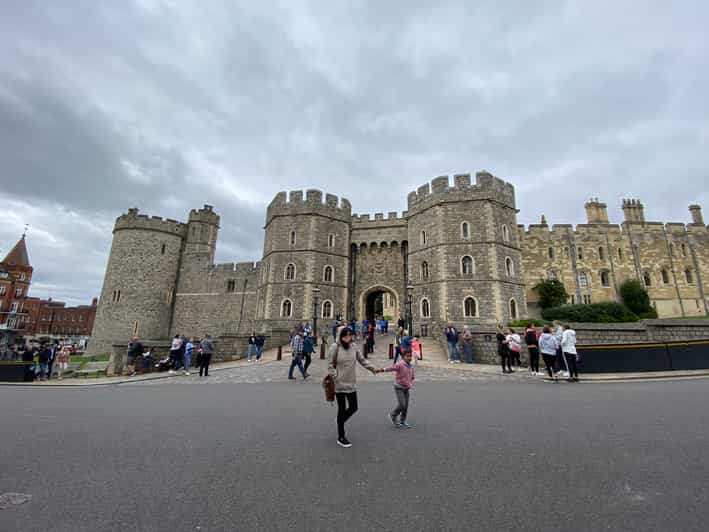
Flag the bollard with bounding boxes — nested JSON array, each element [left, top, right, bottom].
[[277, 345, 282, 361], [388, 344, 394, 359], [320, 343, 326, 360]]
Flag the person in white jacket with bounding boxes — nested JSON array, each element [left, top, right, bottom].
[[561, 324, 579, 382]]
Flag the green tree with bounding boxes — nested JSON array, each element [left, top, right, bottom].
[[619, 279, 654, 315], [533, 279, 569, 309]]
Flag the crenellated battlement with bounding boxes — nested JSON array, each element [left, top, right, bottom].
[[351, 211, 408, 226], [188, 204, 221, 227], [266, 189, 352, 224], [519, 221, 708, 241], [212, 261, 261, 274], [406, 171, 516, 213], [114, 208, 187, 237]]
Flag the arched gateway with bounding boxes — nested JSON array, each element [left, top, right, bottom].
[[358, 285, 399, 322]]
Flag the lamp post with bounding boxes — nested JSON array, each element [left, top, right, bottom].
[[312, 287, 320, 345], [406, 285, 414, 336]]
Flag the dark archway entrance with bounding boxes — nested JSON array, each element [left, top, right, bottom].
[[365, 291, 385, 321], [360, 285, 399, 322]]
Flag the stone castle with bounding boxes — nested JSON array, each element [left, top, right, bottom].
[[86, 171, 709, 356]]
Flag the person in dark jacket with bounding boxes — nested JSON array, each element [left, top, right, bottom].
[[444, 323, 460, 363], [199, 335, 214, 377], [302, 331, 315, 376], [22, 345, 35, 382], [46, 343, 57, 379], [524, 324, 540, 375], [255, 334, 265, 362], [37, 344, 51, 381], [248, 332, 258, 363]]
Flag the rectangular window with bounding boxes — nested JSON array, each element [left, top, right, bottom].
[[0, 285, 5, 295], [570, 295, 575, 304], [15, 288, 22, 297], [10, 302, 18, 313], [583, 295, 591, 305], [227, 279, 236, 292]]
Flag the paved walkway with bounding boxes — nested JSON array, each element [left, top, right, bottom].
[[4, 333, 709, 386]]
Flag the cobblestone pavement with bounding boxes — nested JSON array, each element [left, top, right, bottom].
[[125, 334, 541, 386]]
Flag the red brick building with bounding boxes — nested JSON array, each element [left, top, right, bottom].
[[0, 235, 32, 346], [24, 297, 98, 337]]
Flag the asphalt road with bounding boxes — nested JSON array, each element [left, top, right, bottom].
[[1, 377, 708, 532]]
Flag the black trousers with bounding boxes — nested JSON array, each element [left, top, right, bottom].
[[542, 353, 556, 378], [47, 359, 54, 379], [528, 347, 540, 373], [199, 353, 212, 376], [498, 346, 512, 371], [335, 392, 358, 439], [564, 352, 579, 378], [303, 353, 312, 373], [511, 349, 521, 367]]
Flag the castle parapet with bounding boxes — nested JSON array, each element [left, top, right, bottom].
[[266, 189, 352, 224], [406, 170, 516, 213], [114, 208, 187, 237]]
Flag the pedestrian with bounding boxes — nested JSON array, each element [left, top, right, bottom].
[[412, 336, 422, 364], [539, 326, 560, 381], [22, 344, 35, 382], [125, 337, 143, 376], [56, 344, 71, 379], [444, 322, 460, 363], [383, 318, 389, 334], [288, 330, 308, 380], [525, 324, 540, 375], [397, 315, 406, 330], [183, 337, 194, 375], [381, 336, 415, 428], [255, 333, 265, 362], [199, 334, 214, 376], [37, 343, 50, 381], [248, 332, 258, 363], [332, 320, 339, 342], [552, 320, 565, 375], [460, 325, 474, 364], [393, 327, 404, 363], [496, 326, 513, 374], [169, 335, 182, 374], [365, 323, 375, 355], [505, 328, 522, 374], [561, 324, 579, 382], [328, 326, 378, 448], [46, 343, 57, 380], [142, 348, 153, 371], [302, 331, 315, 376]]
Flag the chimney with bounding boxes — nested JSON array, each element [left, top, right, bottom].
[[689, 205, 704, 225], [622, 199, 645, 223], [585, 197, 609, 224]]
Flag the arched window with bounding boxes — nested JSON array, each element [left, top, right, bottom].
[[548, 247, 554, 259], [509, 298, 517, 319], [681, 243, 687, 257], [161, 243, 166, 255], [461, 256, 474, 275], [548, 270, 557, 281], [322, 300, 333, 319], [598, 247, 604, 260], [618, 248, 623, 261], [505, 257, 514, 277], [600, 271, 610, 287], [577, 247, 584, 260], [564, 247, 570, 258], [420, 230, 427, 246], [502, 224, 509, 242], [285, 263, 296, 281], [661, 269, 670, 284], [643, 271, 652, 286], [420, 298, 431, 318], [669, 243, 675, 257], [420, 261, 429, 280], [289, 231, 296, 246], [281, 299, 293, 318], [461, 222, 470, 239], [463, 297, 478, 318], [685, 268, 694, 284], [579, 272, 588, 287], [323, 265, 334, 283], [328, 234, 335, 248]]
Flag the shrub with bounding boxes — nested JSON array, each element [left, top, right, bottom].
[[619, 279, 653, 315], [542, 302, 639, 323], [533, 279, 569, 309], [638, 310, 659, 319]]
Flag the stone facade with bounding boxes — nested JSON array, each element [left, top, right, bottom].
[[86, 171, 709, 356]]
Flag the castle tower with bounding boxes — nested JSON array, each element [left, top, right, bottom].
[[182, 204, 220, 268], [622, 199, 645, 223], [585, 198, 609, 224], [406, 171, 526, 330], [86, 208, 186, 357], [258, 189, 351, 331], [689, 205, 704, 225]]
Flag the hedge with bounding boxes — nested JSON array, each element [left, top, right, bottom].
[[507, 319, 548, 328], [542, 302, 639, 323]]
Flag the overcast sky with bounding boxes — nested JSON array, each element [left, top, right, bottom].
[[1, 1, 707, 305]]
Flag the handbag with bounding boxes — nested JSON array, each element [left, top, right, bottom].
[[322, 344, 338, 403]]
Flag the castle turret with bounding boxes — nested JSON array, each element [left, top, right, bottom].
[[183, 204, 220, 268], [585, 198, 609, 224], [87, 208, 186, 357], [259, 189, 351, 328], [689, 204, 704, 225], [622, 199, 645, 223]]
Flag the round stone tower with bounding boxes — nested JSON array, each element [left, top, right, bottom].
[[86, 208, 186, 356], [406, 171, 526, 333], [258, 189, 352, 333], [181, 204, 220, 271]]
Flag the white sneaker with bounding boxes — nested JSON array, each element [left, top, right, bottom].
[[168, 370, 175, 374], [184, 371, 190, 376]]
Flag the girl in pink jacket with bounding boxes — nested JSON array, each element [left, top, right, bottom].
[[379, 338, 415, 428]]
